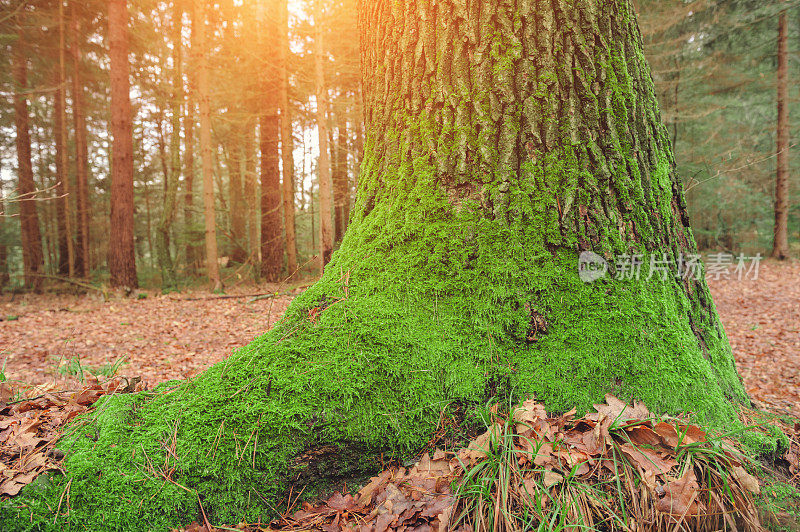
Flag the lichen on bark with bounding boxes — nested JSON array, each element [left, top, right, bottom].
[[2, 0, 749, 530]]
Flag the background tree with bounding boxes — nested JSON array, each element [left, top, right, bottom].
[[194, 0, 221, 291], [279, 0, 298, 275], [258, 1, 283, 282], [70, 0, 91, 278], [54, 0, 74, 277], [313, 0, 333, 269], [108, 0, 137, 289], [12, 22, 44, 292], [772, 9, 790, 259], [155, 0, 184, 291]]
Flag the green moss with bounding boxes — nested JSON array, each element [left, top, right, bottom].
[[757, 481, 800, 531]]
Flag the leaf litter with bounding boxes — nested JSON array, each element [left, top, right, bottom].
[[178, 395, 765, 532], [0, 374, 145, 498]]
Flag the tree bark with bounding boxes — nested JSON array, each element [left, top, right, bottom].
[[184, 7, 198, 275], [0, 191, 8, 288], [353, 88, 364, 194], [54, 27, 74, 278], [279, 0, 298, 276], [108, 0, 138, 289], [156, 0, 184, 291], [314, 0, 333, 270], [258, 2, 284, 282], [71, 1, 91, 278], [194, 0, 221, 291], [772, 10, 790, 260], [228, 134, 247, 264], [12, 31, 44, 292], [243, 120, 259, 268], [333, 109, 348, 243]]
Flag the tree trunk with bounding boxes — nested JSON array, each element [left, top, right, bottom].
[[333, 110, 348, 243], [228, 135, 247, 264], [772, 10, 789, 260], [243, 120, 259, 268], [353, 88, 364, 194], [0, 191, 8, 288], [184, 13, 198, 276], [279, 0, 298, 276], [71, 1, 91, 278], [258, 2, 283, 282], [314, 0, 333, 270], [108, 0, 138, 289], [23, 1, 749, 528], [156, 0, 184, 291], [12, 33, 44, 292], [194, 0, 221, 291], [54, 44, 74, 277]]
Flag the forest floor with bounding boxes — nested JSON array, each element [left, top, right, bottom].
[[0, 260, 797, 415]]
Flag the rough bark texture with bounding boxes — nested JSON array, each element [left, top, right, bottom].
[[259, 2, 284, 282], [195, 0, 221, 291], [13, 35, 44, 292], [7, 1, 751, 530], [772, 10, 789, 260], [279, 0, 298, 275], [108, 0, 137, 289], [314, 0, 334, 269], [71, 1, 91, 278]]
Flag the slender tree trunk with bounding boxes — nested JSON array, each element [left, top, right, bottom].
[[71, 1, 91, 278], [243, 120, 259, 268], [12, 32, 44, 292], [54, 35, 74, 277], [108, 0, 138, 289], [184, 15, 197, 275], [184, 105, 197, 273], [772, 10, 790, 259], [314, 0, 333, 270], [156, 0, 184, 291], [228, 134, 247, 264], [194, 0, 221, 291], [333, 110, 348, 243], [258, 3, 283, 282], [0, 191, 8, 288], [279, 0, 298, 275], [353, 88, 364, 194]]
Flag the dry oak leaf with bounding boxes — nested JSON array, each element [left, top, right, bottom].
[[619, 443, 677, 475], [656, 467, 704, 519], [593, 394, 650, 423]]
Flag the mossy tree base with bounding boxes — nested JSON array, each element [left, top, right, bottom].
[[2, 250, 746, 530], [2, 0, 750, 529]]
